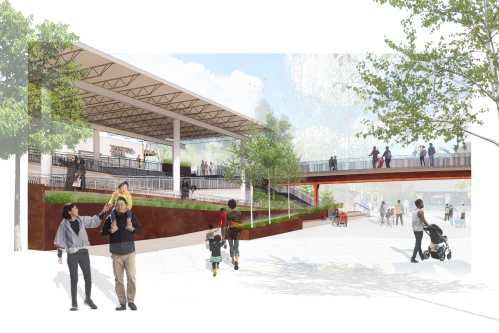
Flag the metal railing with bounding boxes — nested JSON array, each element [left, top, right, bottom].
[[271, 185, 314, 206], [181, 177, 239, 190], [300, 152, 471, 173], [29, 148, 164, 173], [28, 172, 241, 191], [28, 173, 260, 206]]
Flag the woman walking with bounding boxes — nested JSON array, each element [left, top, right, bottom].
[[411, 199, 429, 263], [54, 203, 109, 310]]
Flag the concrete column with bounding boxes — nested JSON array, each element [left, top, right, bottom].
[[173, 119, 181, 193], [240, 155, 250, 202], [93, 129, 100, 161], [313, 183, 320, 208], [40, 153, 52, 185]]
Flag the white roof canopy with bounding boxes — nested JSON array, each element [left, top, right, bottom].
[[54, 42, 264, 144]]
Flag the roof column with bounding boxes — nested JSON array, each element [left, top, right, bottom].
[[173, 119, 181, 194], [93, 128, 100, 161]]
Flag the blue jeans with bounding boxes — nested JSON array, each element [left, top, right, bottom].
[[228, 239, 239, 258]]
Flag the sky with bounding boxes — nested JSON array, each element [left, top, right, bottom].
[[8, 0, 461, 162]]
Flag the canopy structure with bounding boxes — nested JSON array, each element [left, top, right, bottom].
[[43, 42, 264, 194], [53, 42, 264, 144]]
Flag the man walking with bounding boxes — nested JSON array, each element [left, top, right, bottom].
[[395, 200, 403, 226], [411, 199, 429, 263], [102, 197, 141, 311], [369, 146, 380, 169], [226, 199, 242, 270], [329, 156, 334, 171], [428, 143, 436, 167], [332, 155, 338, 171], [382, 146, 392, 168]]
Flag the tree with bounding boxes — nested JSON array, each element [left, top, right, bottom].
[[225, 113, 300, 225], [354, 0, 499, 148], [224, 134, 266, 228], [320, 190, 336, 209], [0, 1, 91, 251], [275, 143, 303, 218]]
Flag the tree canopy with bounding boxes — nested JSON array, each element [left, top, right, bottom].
[[0, 0, 91, 160], [354, 0, 499, 148]]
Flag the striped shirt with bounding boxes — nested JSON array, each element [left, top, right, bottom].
[[54, 215, 102, 255]]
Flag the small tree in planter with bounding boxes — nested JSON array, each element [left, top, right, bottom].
[[224, 137, 266, 228], [226, 113, 297, 225], [275, 143, 303, 219]]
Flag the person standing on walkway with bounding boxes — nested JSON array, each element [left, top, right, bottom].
[[428, 143, 436, 167], [369, 146, 380, 168], [382, 146, 392, 168], [79, 158, 87, 191], [379, 201, 387, 225], [332, 155, 338, 171], [54, 203, 109, 311], [64, 155, 77, 191], [411, 198, 429, 263], [419, 145, 427, 167], [448, 204, 454, 226], [395, 200, 403, 226], [444, 203, 449, 221], [226, 199, 242, 270], [329, 156, 334, 171], [101, 197, 141, 311]]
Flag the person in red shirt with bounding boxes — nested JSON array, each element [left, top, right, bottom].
[[218, 208, 228, 241]]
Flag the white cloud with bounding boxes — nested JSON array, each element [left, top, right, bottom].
[[286, 54, 364, 108], [113, 53, 265, 119]]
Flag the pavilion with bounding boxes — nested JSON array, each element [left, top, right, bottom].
[[41, 42, 264, 194]]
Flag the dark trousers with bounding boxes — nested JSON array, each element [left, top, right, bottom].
[[420, 157, 425, 166], [429, 155, 435, 167], [67, 249, 92, 306], [228, 238, 240, 258], [80, 176, 86, 191], [412, 231, 424, 260], [372, 159, 377, 168], [385, 159, 391, 168]]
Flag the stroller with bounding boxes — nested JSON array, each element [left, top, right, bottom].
[[423, 224, 452, 261]]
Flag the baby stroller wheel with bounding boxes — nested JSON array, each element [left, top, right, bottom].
[[423, 250, 430, 259], [447, 251, 452, 260]]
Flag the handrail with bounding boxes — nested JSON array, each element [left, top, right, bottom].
[[28, 173, 258, 206], [300, 152, 471, 173]]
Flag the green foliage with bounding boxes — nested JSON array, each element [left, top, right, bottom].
[[162, 158, 192, 168], [319, 190, 337, 209], [354, 0, 499, 147], [225, 112, 302, 186], [0, 0, 91, 159], [237, 207, 327, 230], [45, 191, 231, 211], [252, 187, 307, 209]]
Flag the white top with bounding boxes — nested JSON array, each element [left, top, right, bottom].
[[412, 208, 424, 232]]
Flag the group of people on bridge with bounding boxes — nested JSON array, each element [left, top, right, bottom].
[[369, 143, 437, 169]]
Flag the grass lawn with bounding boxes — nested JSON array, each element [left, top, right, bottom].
[[44, 191, 325, 214], [238, 207, 326, 229], [45, 191, 233, 211]]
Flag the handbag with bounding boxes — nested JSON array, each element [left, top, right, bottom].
[[72, 176, 81, 188]]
